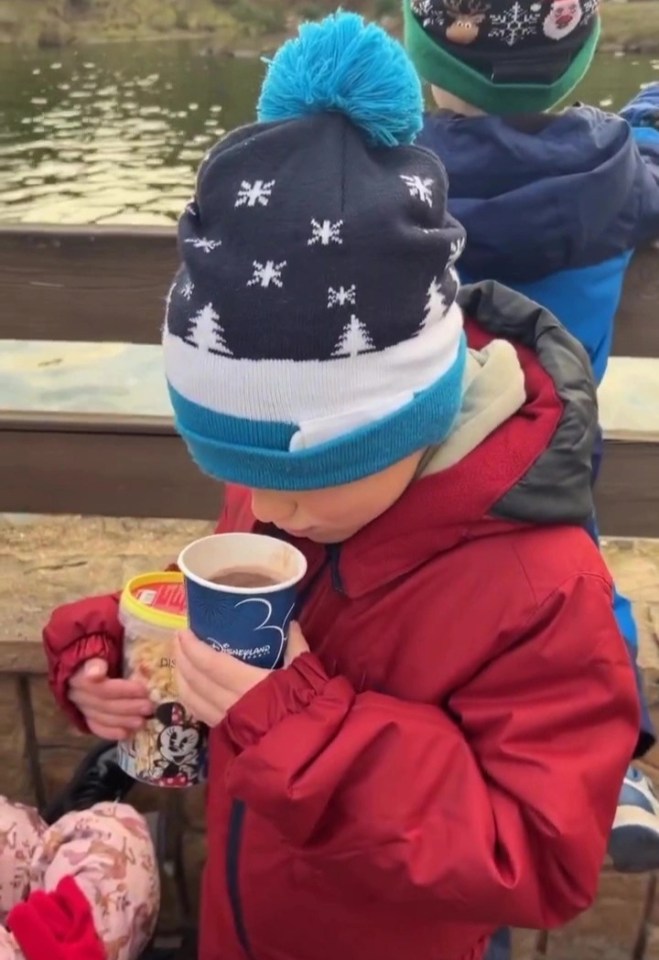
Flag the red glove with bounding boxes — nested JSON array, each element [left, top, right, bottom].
[[9, 876, 104, 960]]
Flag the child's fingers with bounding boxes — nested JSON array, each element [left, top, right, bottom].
[[83, 657, 109, 680], [70, 665, 149, 700], [72, 676, 150, 701], [87, 719, 132, 741], [71, 688, 153, 718], [96, 677, 151, 700], [85, 707, 147, 731], [70, 657, 107, 688]]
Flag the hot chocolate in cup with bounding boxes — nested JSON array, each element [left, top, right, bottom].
[[178, 533, 308, 669]]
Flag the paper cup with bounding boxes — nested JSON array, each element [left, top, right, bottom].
[[178, 533, 307, 669]]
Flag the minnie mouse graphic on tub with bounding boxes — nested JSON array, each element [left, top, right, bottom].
[[117, 698, 208, 787], [148, 702, 206, 787]]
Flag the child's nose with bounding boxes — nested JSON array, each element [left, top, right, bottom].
[[251, 489, 296, 526]]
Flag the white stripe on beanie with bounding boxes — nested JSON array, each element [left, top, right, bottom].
[[164, 299, 463, 449]]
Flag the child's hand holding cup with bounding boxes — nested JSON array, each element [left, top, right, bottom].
[[178, 533, 308, 669]]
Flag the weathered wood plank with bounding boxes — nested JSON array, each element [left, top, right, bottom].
[[1, 411, 656, 533], [0, 225, 657, 356], [0, 225, 177, 345], [0, 412, 221, 519], [614, 246, 659, 360], [595, 439, 659, 539]]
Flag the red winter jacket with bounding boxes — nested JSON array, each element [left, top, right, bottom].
[[44, 285, 638, 960]]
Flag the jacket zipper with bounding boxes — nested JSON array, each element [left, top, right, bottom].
[[225, 550, 334, 959], [226, 800, 254, 959]]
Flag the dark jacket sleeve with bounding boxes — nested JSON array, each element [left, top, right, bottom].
[[620, 83, 659, 243], [43, 592, 123, 729], [223, 573, 638, 930]]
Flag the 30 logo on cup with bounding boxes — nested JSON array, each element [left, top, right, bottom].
[[185, 577, 297, 670], [179, 533, 307, 670]]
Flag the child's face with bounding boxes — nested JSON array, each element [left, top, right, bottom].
[[250, 452, 424, 544]]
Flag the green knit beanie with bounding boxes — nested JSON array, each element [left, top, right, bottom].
[[404, 0, 600, 114]]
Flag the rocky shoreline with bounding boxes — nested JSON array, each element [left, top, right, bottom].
[[1, 0, 658, 52], [0, 0, 389, 49]]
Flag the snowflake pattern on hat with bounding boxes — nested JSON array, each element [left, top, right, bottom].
[[165, 74, 466, 367], [490, 1, 541, 45], [401, 174, 434, 206], [411, 0, 597, 49], [235, 179, 276, 208], [308, 219, 344, 247], [167, 148, 464, 364], [185, 237, 222, 254], [412, 0, 447, 28], [248, 260, 287, 289], [328, 285, 357, 308]]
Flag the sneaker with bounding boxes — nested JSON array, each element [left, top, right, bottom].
[[42, 741, 135, 825], [608, 766, 659, 873]]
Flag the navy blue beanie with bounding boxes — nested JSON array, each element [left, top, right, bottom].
[[163, 11, 467, 491]]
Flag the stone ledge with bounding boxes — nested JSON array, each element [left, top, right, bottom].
[[0, 514, 212, 671], [603, 537, 659, 677], [2, 516, 657, 671]]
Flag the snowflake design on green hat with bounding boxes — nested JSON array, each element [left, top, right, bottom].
[[411, 0, 446, 27], [490, 1, 542, 45], [581, 0, 598, 20]]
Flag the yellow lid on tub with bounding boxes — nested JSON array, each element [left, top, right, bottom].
[[120, 572, 187, 630]]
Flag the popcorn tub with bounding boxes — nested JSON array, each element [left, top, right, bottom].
[[116, 572, 207, 788]]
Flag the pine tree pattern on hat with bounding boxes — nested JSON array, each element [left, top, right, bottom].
[[163, 12, 468, 491]]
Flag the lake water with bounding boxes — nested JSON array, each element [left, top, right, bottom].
[[1, 40, 658, 226]]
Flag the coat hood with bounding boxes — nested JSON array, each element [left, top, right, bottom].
[[235, 282, 597, 599], [417, 106, 651, 283]]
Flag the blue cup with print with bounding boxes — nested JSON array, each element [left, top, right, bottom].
[[178, 533, 308, 669]]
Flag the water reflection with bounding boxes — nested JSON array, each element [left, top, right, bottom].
[[1, 41, 263, 224], [0, 41, 656, 225]]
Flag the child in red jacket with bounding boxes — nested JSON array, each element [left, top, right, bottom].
[[44, 14, 639, 960], [0, 797, 158, 960]]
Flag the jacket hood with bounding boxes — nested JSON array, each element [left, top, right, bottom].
[[417, 106, 644, 283], [242, 281, 598, 599], [323, 281, 597, 596], [418, 336, 526, 476]]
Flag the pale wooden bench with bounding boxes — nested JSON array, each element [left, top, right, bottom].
[[0, 224, 219, 520]]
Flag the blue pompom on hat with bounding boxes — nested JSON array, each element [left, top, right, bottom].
[[163, 11, 467, 491]]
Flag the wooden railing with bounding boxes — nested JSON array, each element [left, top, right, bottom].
[[0, 224, 657, 533]]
